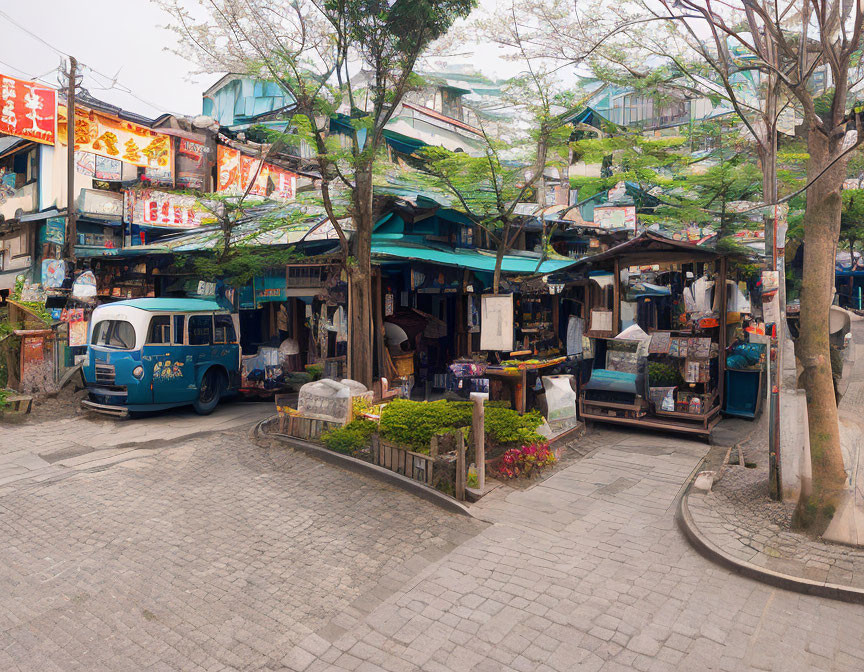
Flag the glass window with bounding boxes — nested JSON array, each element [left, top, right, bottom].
[[146, 316, 171, 344], [188, 315, 213, 345], [173, 315, 185, 345], [213, 314, 236, 344], [91, 320, 136, 350]]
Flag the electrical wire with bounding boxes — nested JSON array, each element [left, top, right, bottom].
[[0, 9, 181, 116]]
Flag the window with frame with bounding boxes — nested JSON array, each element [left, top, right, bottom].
[[173, 315, 185, 345], [213, 314, 236, 344], [91, 320, 136, 350], [146, 316, 172, 344], [188, 315, 213, 345]]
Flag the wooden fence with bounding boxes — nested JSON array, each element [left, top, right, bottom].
[[372, 433, 466, 500], [373, 438, 436, 486]]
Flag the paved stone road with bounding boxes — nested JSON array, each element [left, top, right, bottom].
[[2, 415, 864, 671], [0, 401, 273, 492]]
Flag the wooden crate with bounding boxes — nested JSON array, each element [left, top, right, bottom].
[[2, 394, 33, 415]]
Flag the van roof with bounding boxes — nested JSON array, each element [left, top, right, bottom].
[[107, 298, 226, 312]]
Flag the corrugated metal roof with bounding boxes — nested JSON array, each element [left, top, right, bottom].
[[0, 135, 27, 157]]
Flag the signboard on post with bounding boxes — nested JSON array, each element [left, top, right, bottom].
[[0, 74, 56, 145]]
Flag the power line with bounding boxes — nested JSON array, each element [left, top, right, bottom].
[[0, 8, 66, 57], [0, 9, 180, 116]]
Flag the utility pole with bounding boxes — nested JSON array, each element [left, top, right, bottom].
[[65, 56, 77, 262]]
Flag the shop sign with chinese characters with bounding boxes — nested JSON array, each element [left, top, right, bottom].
[[60, 106, 172, 171], [217, 145, 296, 201], [124, 189, 215, 229], [0, 74, 56, 144]]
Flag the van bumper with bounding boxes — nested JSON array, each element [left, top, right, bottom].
[[81, 399, 130, 418]]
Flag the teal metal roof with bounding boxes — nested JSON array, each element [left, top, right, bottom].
[[371, 242, 577, 274], [109, 298, 226, 312]]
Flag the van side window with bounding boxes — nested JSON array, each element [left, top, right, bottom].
[[214, 315, 236, 344], [173, 315, 185, 345], [189, 315, 213, 345], [146, 316, 171, 344]]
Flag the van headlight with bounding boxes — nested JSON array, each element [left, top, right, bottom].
[[132, 366, 144, 380]]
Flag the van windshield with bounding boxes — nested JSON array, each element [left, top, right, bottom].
[[91, 320, 136, 350]]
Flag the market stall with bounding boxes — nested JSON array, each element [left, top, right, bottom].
[[568, 230, 739, 439]]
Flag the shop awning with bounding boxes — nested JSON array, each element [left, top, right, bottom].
[[372, 241, 577, 274]]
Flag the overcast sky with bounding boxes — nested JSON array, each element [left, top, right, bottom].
[[0, 0, 526, 120]]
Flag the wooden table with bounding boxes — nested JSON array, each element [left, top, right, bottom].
[[485, 359, 564, 414]]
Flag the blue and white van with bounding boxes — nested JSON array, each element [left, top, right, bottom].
[[82, 298, 240, 417]]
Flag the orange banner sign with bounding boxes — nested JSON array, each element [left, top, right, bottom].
[[0, 73, 56, 145], [217, 145, 296, 201]]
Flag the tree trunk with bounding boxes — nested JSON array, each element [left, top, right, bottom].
[[794, 130, 848, 532], [492, 219, 512, 295], [348, 161, 375, 388], [492, 242, 506, 295]]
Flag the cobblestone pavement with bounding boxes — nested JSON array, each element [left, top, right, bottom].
[[3, 420, 864, 670], [686, 315, 864, 587], [0, 401, 274, 492], [686, 442, 864, 587], [0, 429, 484, 672]]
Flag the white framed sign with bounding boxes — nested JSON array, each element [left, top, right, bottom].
[[480, 294, 514, 351]]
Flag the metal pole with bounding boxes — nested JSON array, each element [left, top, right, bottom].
[[65, 56, 77, 262]]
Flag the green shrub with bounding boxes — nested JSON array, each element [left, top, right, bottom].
[[378, 399, 545, 452], [484, 407, 545, 446], [379, 399, 473, 452], [321, 419, 377, 455]]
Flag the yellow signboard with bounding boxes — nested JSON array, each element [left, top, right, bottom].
[[59, 105, 172, 171]]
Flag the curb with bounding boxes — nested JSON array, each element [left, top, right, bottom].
[[253, 418, 474, 518], [676, 483, 864, 605]]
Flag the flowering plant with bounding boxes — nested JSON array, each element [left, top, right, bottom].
[[497, 442, 556, 479]]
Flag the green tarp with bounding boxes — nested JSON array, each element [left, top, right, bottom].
[[371, 242, 577, 274]]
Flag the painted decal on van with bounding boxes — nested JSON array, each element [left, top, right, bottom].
[[154, 360, 184, 380]]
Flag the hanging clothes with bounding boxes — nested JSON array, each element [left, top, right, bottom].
[[566, 315, 583, 356]]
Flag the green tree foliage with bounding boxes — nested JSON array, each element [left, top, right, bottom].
[[841, 190, 864, 261]]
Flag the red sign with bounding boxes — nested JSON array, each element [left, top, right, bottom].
[[0, 74, 56, 145], [124, 189, 215, 229], [217, 144, 296, 201]]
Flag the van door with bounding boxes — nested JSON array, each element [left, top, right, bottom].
[[145, 314, 197, 404], [188, 313, 217, 391], [213, 313, 241, 389]]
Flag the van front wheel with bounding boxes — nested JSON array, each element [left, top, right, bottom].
[[193, 369, 223, 415]]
